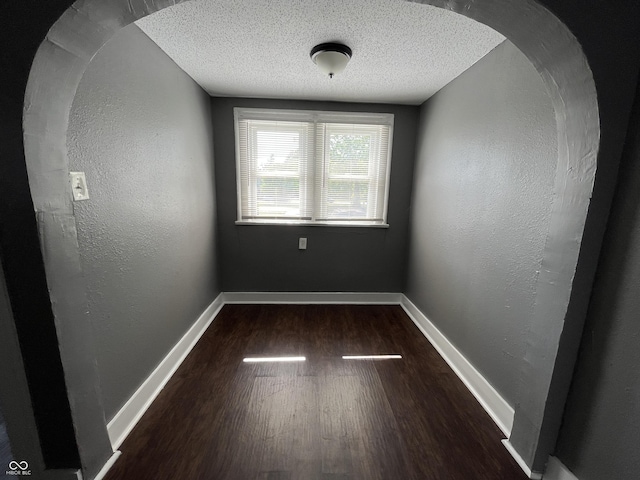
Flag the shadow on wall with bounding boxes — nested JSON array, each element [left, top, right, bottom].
[[555, 75, 640, 480], [0, 406, 13, 469]]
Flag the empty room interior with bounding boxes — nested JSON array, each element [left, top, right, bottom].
[[1, 1, 640, 480]]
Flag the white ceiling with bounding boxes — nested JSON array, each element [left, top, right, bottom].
[[136, 0, 504, 105]]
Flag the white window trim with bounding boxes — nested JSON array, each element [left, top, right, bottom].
[[234, 108, 394, 227]]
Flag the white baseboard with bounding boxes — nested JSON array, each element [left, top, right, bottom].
[[92, 450, 122, 480], [502, 440, 543, 479], [106, 293, 224, 449], [400, 295, 515, 438], [543, 456, 579, 480], [222, 291, 403, 304]]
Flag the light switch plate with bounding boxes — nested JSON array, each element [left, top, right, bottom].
[[70, 172, 90, 201], [298, 238, 307, 250]]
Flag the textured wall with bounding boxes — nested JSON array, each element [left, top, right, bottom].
[[555, 77, 640, 480], [211, 97, 418, 293], [405, 40, 557, 406], [67, 24, 219, 420]]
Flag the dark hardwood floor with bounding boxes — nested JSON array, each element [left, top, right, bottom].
[[105, 305, 525, 480]]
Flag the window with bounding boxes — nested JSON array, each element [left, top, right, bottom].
[[234, 108, 394, 227]]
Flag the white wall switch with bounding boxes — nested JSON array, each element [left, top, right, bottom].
[[70, 172, 90, 201], [298, 237, 307, 250]]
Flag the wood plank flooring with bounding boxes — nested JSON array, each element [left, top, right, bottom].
[[105, 305, 525, 480]]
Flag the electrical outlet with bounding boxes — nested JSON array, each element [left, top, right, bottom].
[[298, 238, 307, 250], [70, 172, 89, 201]]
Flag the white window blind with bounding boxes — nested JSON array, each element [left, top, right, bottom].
[[235, 108, 394, 226]]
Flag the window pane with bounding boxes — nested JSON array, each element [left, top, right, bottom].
[[328, 133, 371, 176], [326, 179, 369, 219], [256, 176, 300, 217], [256, 130, 301, 174]]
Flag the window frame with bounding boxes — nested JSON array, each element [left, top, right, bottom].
[[234, 108, 394, 228]]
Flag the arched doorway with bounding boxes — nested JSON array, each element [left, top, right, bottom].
[[18, 0, 599, 478]]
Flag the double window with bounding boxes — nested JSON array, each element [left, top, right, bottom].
[[234, 108, 394, 226]]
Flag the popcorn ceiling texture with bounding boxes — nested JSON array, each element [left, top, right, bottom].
[[136, 0, 504, 105]]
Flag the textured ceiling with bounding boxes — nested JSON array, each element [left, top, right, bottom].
[[136, 0, 504, 105]]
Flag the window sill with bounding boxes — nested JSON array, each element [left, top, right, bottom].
[[235, 220, 389, 229]]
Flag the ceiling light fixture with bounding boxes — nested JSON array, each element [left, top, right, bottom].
[[310, 43, 352, 79]]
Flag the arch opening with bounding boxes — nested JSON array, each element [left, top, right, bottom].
[[21, 0, 599, 477]]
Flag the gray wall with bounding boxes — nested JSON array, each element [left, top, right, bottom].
[[405, 40, 557, 406], [67, 24, 219, 420], [554, 77, 640, 480], [211, 97, 418, 292]]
